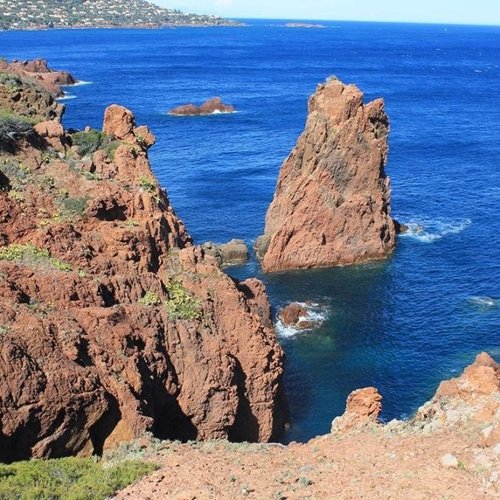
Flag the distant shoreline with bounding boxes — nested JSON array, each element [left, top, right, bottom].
[[0, 23, 245, 32], [0, 20, 245, 32]]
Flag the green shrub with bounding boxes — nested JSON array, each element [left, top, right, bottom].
[[103, 140, 121, 161], [164, 281, 202, 320], [71, 129, 105, 157], [0, 111, 35, 152], [0, 457, 157, 500], [71, 129, 121, 160], [7, 190, 24, 202], [0, 72, 22, 92], [0, 244, 72, 272], [62, 196, 88, 215], [138, 176, 156, 192], [139, 291, 161, 306]]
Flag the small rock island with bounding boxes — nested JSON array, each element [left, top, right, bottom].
[[169, 97, 236, 116]]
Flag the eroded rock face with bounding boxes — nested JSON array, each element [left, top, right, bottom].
[[169, 97, 235, 116], [0, 74, 286, 461], [260, 77, 397, 272]]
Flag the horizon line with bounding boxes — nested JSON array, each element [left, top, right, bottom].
[[223, 15, 500, 28]]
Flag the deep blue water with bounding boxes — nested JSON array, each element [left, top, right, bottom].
[[1, 20, 499, 443]]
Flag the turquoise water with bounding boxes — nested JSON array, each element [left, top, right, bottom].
[[1, 20, 499, 442]]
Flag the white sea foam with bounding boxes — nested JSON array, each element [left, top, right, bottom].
[[275, 303, 328, 338], [63, 80, 93, 87], [468, 296, 498, 309], [56, 93, 77, 101], [207, 109, 237, 115], [399, 218, 471, 243], [169, 110, 238, 117]]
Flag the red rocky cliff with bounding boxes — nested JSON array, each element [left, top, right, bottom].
[[0, 77, 286, 461], [0, 58, 76, 97], [259, 77, 397, 272]]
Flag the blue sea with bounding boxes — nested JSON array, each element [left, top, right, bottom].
[[1, 20, 499, 443]]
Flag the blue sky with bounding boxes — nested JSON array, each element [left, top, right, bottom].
[[158, 0, 500, 25]]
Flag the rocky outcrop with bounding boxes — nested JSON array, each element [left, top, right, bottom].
[[260, 77, 397, 272], [201, 239, 248, 266], [278, 303, 313, 330], [0, 58, 76, 97], [0, 72, 286, 462], [0, 69, 63, 122], [412, 352, 500, 434], [219, 239, 248, 264], [332, 352, 500, 438], [169, 97, 235, 116], [331, 387, 382, 433]]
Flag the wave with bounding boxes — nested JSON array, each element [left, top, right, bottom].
[[399, 218, 471, 243], [468, 296, 498, 309], [62, 80, 93, 87], [275, 302, 328, 338], [210, 109, 237, 115], [56, 93, 77, 101]]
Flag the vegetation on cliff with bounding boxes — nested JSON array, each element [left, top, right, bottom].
[[0, 0, 240, 30]]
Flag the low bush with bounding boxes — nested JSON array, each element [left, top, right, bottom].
[[0, 72, 22, 92], [71, 129, 121, 159], [0, 243, 72, 272], [0, 111, 35, 152], [164, 281, 202, 320], [62, 196, 89, 215], [138, 176, 156, 192], [0, 457, 157, 500], [71, 129, 105, 157], [139, 291, 161, 306]]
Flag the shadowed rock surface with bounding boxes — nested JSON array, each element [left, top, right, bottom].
[[0, 71, 286, 462], [260, 77, 397, 272]]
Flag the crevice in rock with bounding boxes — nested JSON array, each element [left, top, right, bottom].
[[228, 355, 259, 442], [89, 393, 121, 456]]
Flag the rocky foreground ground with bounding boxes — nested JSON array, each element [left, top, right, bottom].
[[116, 353, 500, 499]]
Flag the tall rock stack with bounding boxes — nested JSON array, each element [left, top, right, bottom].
[[259, 77, 397, 272]]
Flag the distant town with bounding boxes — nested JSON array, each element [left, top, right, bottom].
[[0, 0, 240, 30]]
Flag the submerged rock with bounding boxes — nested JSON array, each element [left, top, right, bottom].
[[278, 303, 313, 330], [169, 97, 235, 116], [260, 76, 397, 272], [219, 239, 248, 264]]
